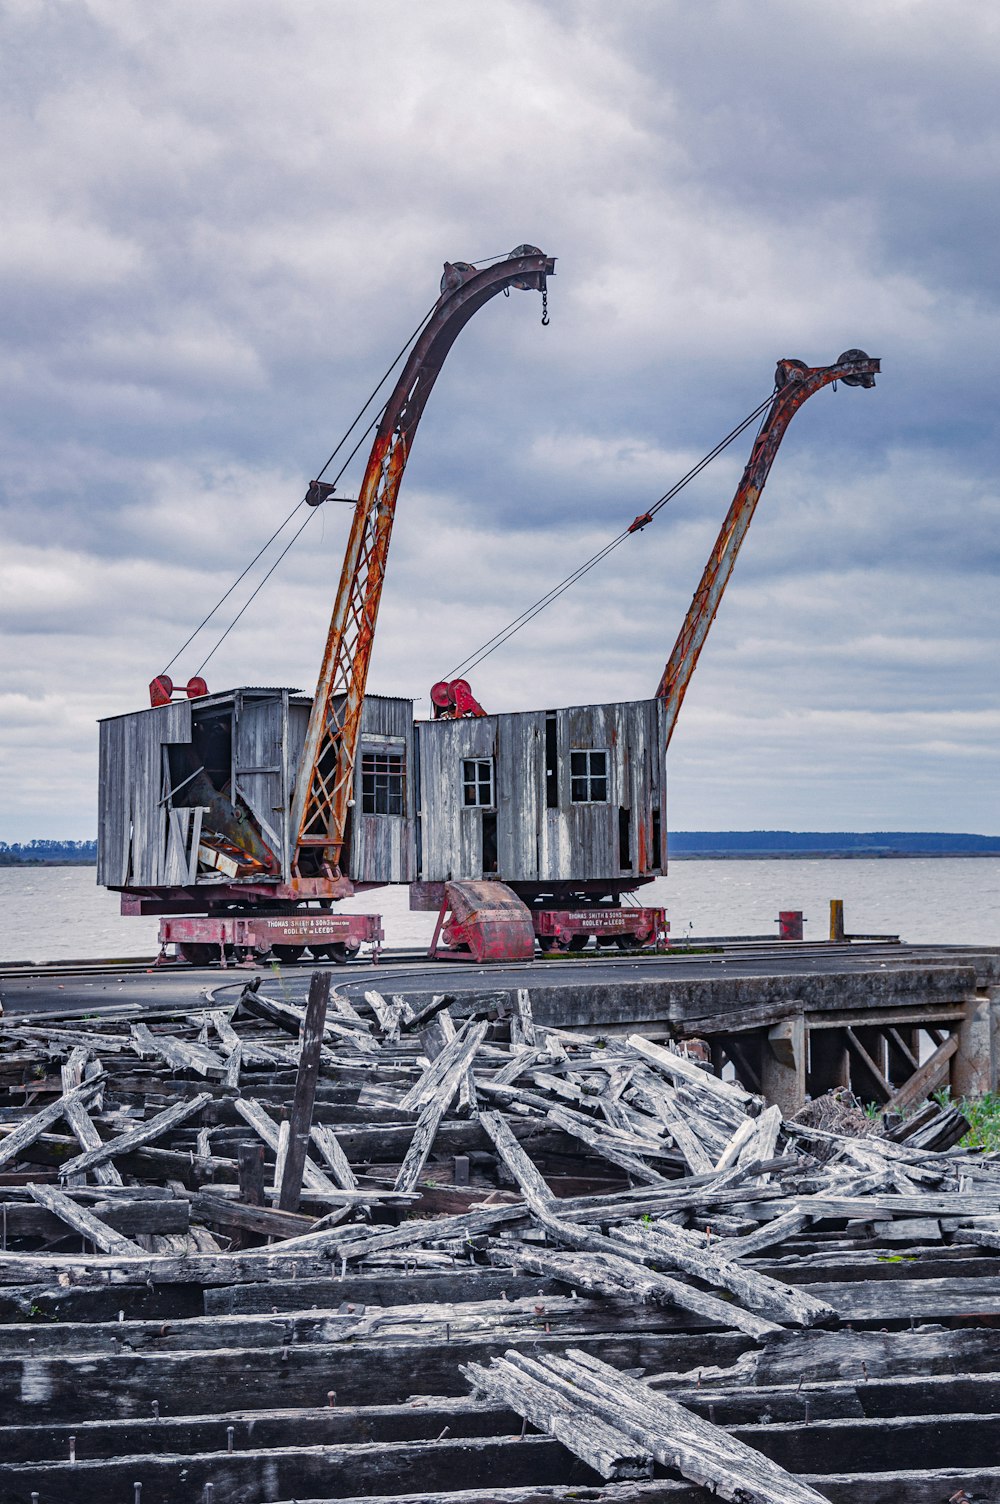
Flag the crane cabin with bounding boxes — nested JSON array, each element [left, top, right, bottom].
[[98, 687, 668, 962], [97, 247, 878, 964]]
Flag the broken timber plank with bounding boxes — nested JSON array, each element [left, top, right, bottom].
[[545, 1105, 671, 1186], [400, 1021, 489, 1112], [462, 1356, 653, 1480], [131, 1022, 226, 1076], [60, 1044, 89, 1094], [522, 1347, 831, 1504], [479, 1109, 555, 1210], [61, 1095, 124, 1188], [625, 1033, 755, 1112], [25, 1183, 146, 1255], [0, 1077, 104, 1170], [610, 1222, 835, 1327], [278, 971, 330, 1213], [233, 1099, 342, 1198], [511, 988, 536, 1047], [736, 1104, 783, 1180], [309, 1124, 358, 1190], [58, 1091, 212, 1179]]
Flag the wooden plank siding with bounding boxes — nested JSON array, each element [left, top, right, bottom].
[[232, 691, 288, 867], [417, 698, 666, 885], [97, 700, 193, 887], [350, 696, 418, 884], [99, 692, 664, 891]]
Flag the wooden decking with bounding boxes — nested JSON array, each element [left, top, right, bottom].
[[1, 974, 999, 1502]]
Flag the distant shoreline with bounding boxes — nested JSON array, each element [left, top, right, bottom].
[[3, 852, 999, 869], [0, 860, 97, 868], [667, 851, 1000, 861]]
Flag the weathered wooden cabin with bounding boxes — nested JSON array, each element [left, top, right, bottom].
[[98, 690, 666, 905]]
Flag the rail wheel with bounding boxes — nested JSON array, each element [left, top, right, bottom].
[[325, 941, 360, 965], [179, 942, 216, 967], [567, 934, 589, 952], [272, 944, 305, 964], [615, 933, 642, 950]]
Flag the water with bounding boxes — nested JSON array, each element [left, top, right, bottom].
[[1, 858, 998, 963]]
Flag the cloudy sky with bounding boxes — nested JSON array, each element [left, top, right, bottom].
[[1, 0, 998, 843]]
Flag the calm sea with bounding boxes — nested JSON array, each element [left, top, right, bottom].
[[1, 858, 998, 963]]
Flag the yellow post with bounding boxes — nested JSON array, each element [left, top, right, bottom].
[[830, 898, 845, 942]]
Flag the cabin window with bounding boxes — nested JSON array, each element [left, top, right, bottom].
[[462, 758, 495, 809], [360, 751, 405, 816], [570, 749, 609, 803]]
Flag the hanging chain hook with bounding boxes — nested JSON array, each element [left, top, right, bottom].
[[541, 287, 550, 326]]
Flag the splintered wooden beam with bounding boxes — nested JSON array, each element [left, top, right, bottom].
[[462, 1356, 653, 1480], [25, 1184, 146, 1255], [511, 988, 536, 1047], [625, 1033, 755, 1111], [58, 1092, 212, 1179], [131, 1022, 226, 1076], [61, 1096, 124, 1188], [400, 1021, 488, 1111], [0, 1077, 105, 1171], [233, 1099, 342, 1198], [309, 1124, 358, 1190], [278, 972, 331, 1213], [525, 1211, 781, 1339], [513, 1347, 831, 1504], [544, 1105, 672, 1186], [609, 1221, 835, 1327], [478, 1109, 555, 1212]]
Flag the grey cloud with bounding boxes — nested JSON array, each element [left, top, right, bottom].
[[0, 0, 998, 840]]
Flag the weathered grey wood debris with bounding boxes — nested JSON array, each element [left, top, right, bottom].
[[25, 1183, 146, 1255], [462, 1354, 654, 1481], [59, 1091, 213, 1179], [4, 974, 1000, 1504], [466, 1347, 831, 1504]]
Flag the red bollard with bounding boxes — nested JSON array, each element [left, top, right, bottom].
[[777, 910, 804, 941]]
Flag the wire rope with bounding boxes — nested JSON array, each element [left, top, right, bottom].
[[159, 296, 439, 678], [445, 390, 775, 681]]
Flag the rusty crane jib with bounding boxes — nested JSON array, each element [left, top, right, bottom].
[[656, 349, 879, 747], [290, 247, 556, 882]]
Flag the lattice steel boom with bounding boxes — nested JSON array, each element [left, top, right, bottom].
[[291, 248, 555, 879], [656, 350, 879, 745]]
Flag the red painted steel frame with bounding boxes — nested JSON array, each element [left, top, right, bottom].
[[291, 250, 555, 880], [534, 906, 669, 952], [159, 911, 383, 965], [656, 352, 879, 745]]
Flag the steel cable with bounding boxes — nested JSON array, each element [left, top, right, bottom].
[[159, 297, 440, 679], [445, 391, 775, 681]]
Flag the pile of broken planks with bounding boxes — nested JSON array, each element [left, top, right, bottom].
[[1, 974, 999, 1503]]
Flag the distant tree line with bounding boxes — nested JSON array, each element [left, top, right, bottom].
[[670, 831, 1000, 857], [2, 831, 997, 867], [0, 840, 98, 865]]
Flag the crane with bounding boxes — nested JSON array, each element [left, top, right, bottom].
[[657, 349, 878, 742], [102, 255, 879, 969], [290, 247, 555, 886]]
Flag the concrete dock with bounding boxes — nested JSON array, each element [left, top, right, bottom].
[[3, 937, 998, 1114]]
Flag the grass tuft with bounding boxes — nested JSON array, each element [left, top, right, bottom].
[[934, 1087, 1000, 1151]]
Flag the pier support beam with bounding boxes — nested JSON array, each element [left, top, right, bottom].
[[952, 990, 999, 1098], [761, 1016, 807, 1115]]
